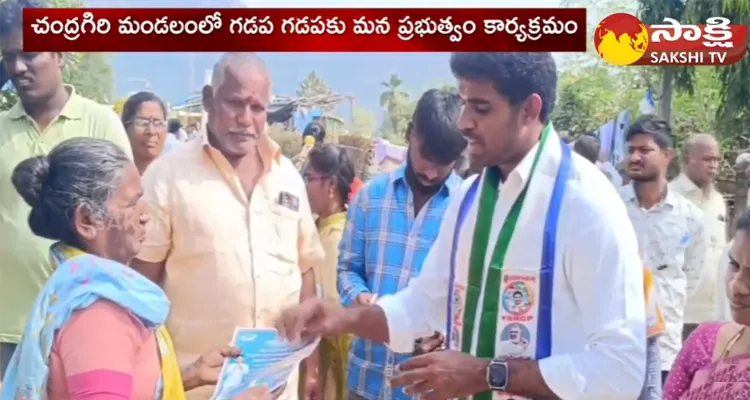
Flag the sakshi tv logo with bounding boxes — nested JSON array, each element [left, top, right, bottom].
[[594, 13, 748, 66]]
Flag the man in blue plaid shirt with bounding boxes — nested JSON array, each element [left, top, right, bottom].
[[337, 88, 467, 400]]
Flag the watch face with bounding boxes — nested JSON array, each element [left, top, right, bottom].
[[489, 361, 507, 390]]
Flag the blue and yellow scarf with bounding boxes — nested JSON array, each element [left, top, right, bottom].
[[0, 243, 181, 399]]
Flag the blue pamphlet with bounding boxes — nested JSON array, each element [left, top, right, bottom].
[[211, 328, 319, 400]]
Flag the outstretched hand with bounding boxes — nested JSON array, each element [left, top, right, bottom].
[[194, 346, 243, 386], [275, 298, 350, 342]]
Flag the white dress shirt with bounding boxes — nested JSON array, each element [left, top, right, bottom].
[[598, 161, 623, 187], [620, 184, 708, 371], [669, 173, 727, 323], [378, 133, 647, 400]]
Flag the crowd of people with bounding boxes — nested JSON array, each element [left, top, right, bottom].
[[1, 0, 750, 399]]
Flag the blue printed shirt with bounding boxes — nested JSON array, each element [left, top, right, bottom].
[[337, 165, 462, 399]]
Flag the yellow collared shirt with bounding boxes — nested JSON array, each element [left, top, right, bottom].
[[137, 135, 324, 400]]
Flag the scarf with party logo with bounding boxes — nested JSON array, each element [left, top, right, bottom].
[[0, 243, 185, 400]]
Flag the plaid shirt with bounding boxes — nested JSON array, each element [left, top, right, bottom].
[[337, 166, 461, 399]]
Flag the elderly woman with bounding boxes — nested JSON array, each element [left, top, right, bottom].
[[663, 208, 750, 399], [1, 138, 273, 400], [121, 92, 170, 174]]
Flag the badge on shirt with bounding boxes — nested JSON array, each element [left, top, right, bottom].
[[719, 214, 726, 222], [278, 191, 299, 211]]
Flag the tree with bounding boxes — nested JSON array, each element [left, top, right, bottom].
[[379, 74, 410, 136], [64, 52, 114, 103], [296, 71, 331, 98], [685, 0, 750, 148], [636, 0, 695, 122], [350, 106, 376, 136], [552, 62, 647, 135], [0, 0, 114, 111], [670, 67, 721, 143]]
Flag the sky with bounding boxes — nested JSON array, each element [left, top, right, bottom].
[[87, 0, 563, 120]]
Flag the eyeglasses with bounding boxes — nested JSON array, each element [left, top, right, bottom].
[[131, 118, 166, 129]]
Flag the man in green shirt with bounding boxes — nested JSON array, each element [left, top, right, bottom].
[[0, 0, 133, 377]]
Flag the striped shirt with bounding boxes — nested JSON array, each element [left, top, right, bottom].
[[337, 165, 461, 400]]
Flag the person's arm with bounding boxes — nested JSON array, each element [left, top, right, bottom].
[[179, 362, 202, 392], [297, 184, 324, 303], [505, 198, 647, 400], [337, 190, 370, 307], [54, 301, 145, 399], [99, 108, 134, 160], [131, 159, 171, 284], [684, 215, 709, 296], [333, 237, 452, 350], [297, 186, 325, 389], [343, 179, 463, 351]]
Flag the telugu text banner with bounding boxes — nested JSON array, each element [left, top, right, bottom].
[[22, 8, 587, 52]]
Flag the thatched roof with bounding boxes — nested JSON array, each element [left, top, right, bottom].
[[268, 93, 351, 124], [272, 93, 351, 110]]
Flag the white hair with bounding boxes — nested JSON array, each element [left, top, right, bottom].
[[210, 52, 269, 92]]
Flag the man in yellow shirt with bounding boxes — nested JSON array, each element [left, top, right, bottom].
[[132, 53, 324, 400], [0, 0, 132, 378], [669, 133, 726, 339]]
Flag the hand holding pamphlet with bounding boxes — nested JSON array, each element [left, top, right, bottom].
[[211, 328, 319, 400]]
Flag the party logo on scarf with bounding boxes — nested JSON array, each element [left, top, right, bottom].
[[502, 281, 534, 316], [498, 323, 531, 357], [452, 285, 466, 328]]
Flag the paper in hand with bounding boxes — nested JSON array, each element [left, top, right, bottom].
[[211, 328, 319, 400]]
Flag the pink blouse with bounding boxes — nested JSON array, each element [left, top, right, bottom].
[[46, 300, 161, 399], [664, 322, 750, 399]]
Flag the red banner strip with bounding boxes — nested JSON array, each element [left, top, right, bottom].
[[22, 8, 587, 52]]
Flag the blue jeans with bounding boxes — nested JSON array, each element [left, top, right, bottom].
[[639, 337, 662, 400], [0, 342, 17, 382]]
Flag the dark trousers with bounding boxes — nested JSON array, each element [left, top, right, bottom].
[[683, 323, 699, 341], [639, 337, 662, 399], [0, 342, 17, 381]]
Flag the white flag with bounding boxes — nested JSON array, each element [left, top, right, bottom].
[[639, 88, 656, 115]]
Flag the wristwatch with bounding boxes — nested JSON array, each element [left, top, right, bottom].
[[486, 358, 509, 391]]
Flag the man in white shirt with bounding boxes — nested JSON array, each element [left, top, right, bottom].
[[572, 134, 600, 165], [572, 135, 623, 187], [619, 114, 708, 384], [276, 52, 646, 400], [669, 134, 726, 335], [600, 158, 624, 187]]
